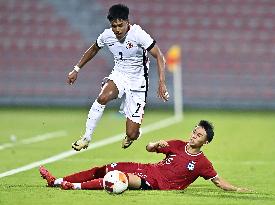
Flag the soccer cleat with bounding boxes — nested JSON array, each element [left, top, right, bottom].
[[122, 130, 142, 149], [39, 166, 56, 187], [61, 181, 75, 190], [72, 138, 90, 151], [121, 136, 133, 149]]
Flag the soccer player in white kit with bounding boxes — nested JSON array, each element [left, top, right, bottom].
[[67, 4, 169, 150]]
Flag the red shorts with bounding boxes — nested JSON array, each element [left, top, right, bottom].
[[106, 162, 160, 189]]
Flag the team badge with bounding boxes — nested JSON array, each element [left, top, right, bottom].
[[126, 41, 134, 49], [187, 161, 196, 171]]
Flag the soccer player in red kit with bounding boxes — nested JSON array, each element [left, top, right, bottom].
[[39, 120, 249, 192]]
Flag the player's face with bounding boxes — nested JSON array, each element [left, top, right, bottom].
[[189, 126, 208, 148], [110, 19, 130, 40]]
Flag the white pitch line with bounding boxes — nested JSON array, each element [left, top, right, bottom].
[[0, 116, 182, 178], [0, 131, 68, 151]]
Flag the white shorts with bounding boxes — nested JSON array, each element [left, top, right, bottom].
[[107, 70, 147, 124]]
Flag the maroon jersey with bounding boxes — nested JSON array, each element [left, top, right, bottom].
[[106, 140, 217, 190], [145, 140, 217, 190]]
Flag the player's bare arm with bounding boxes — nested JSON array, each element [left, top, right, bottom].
[[146, 140, 169, 152], [211, 176, 250, 192], [149, 45, 169, 102], [67, 43, 101, 85]]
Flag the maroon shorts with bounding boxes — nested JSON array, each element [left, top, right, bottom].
[[106, 162, 159, 189]]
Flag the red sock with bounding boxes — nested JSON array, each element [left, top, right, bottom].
[[81, 178, 103, 190], [63, 166, 106, 183]]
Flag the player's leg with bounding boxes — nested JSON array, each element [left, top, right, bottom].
[[122, 119, 142, 148], [126, 174, 153, 190], [121, 90, 145, 149], [61, 173, 143, 190], [62, 165, 107, 183], [61, 178, 103, 190], [127, 173, 141, 189], [60, 162, 152, 190], [39, 165, 107, 187], [72, 80, 119, 151], [60, 173, 150, 190], [60, 162, 138, 190], [83, 80, 118, 139], [61, 162, 149, 190]]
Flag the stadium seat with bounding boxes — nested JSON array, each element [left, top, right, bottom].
[[1, 0, 274, 108]]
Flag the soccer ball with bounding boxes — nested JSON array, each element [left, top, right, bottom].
[[103, 170, 128, 194]]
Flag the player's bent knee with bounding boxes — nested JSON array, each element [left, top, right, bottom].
[[97, 94, 111, 105], [127, 173, 142, 189]]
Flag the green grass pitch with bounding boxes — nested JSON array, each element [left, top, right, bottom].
[[0, 107, 274, 205]]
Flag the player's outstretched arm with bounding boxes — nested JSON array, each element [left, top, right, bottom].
[[146, 140, 169, 152], [148, 45, 169, 102], [67, 43, 101, 85], [211, 176, 251, 192]]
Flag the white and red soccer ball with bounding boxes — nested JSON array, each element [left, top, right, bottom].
[[103, 170, 128, 194]]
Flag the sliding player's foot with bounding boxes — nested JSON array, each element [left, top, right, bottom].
[[39, 166, 56, 187], [72, 138, 90, 151]]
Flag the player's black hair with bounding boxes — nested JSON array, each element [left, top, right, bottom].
[[198, 120, 214, 143], [107, 4, 129, 22]]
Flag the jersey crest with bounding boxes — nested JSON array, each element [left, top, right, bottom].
[[126, 41, 134, 49], [186, 161, 196, 171]]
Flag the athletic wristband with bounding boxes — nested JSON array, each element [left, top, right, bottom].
[[74, 65, 81, 72]]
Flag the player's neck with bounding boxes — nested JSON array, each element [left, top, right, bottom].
[[186, 144, 201, 154], [118, 25, 131, 41]]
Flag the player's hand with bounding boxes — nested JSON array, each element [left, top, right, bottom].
[[157, 140, 169, 148], [157, 80, 169, 102], [67, 70, 78, 85]]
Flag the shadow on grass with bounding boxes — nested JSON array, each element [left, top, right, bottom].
[[1, 183, 274, 202], [177, 185, 275, 201]]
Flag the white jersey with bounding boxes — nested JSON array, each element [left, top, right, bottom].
[[96, 24, 155, 89]]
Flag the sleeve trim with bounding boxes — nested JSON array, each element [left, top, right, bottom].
[[207, 174, 218, 181], [146, 40, 156, 51], [95, 41, 102, 49]]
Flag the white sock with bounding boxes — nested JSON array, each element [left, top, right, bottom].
[[83, 100, 106, 141], [54, 178, 64, 186], [73, 183, 81, 190]]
